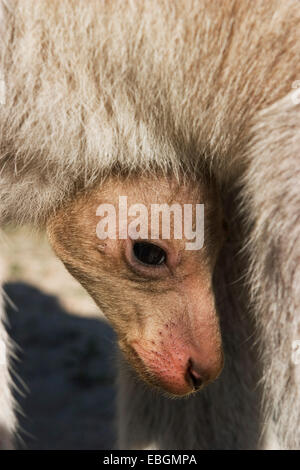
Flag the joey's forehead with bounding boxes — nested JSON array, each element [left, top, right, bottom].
[[85, 176, 209, 207]]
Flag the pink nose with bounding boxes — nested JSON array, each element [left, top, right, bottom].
[[132, 341, 223, 396], [168, 355, 222, 395], [185, 358, 206, 390]]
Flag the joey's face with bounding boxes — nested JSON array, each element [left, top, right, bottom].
[[47, 175, 225, 396]]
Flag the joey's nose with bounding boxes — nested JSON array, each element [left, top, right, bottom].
[[185, 359, 205, 390], [131, 339, 223, 396]]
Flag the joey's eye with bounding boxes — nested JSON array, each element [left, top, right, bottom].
[[133, 242, 167, 266]]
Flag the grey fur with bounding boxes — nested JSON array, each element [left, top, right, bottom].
[[0, 0, 299, 449]]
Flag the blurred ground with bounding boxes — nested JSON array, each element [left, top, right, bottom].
[[2, 226, 100, 317], [1, 227, 117, 449]]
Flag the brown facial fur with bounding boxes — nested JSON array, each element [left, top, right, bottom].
[[47, 174, 224, 396], [0, 0, 298, 450]]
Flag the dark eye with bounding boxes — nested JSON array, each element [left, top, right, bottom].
[[133, 242, 167, 266]]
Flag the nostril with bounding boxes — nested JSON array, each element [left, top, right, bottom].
[[185, 359, 203, 390]]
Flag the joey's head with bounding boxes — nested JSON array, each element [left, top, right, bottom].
[[47, 174, 225, 396]]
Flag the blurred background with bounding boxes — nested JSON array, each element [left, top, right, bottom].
[[1, 227, 117, 449]]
